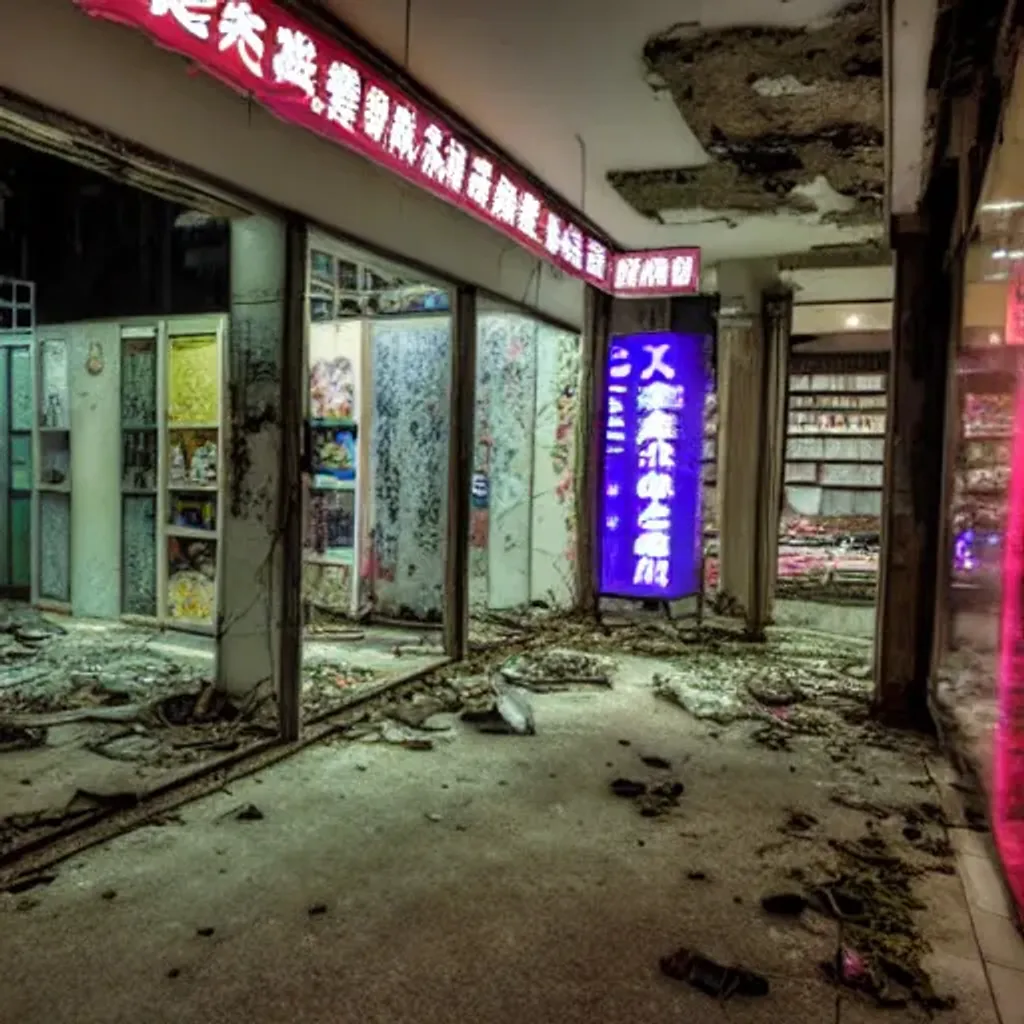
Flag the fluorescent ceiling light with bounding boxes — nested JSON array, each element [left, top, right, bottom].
[[982, 200, 1024, 212]]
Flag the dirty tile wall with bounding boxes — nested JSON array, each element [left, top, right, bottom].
[[38, 492, 70, 602], [470, 313, 539, 611], [368, 316, 451, 621], [530, 324, 582, 609]]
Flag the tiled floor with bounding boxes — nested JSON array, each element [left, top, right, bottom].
[[933, 759, 1024, 1024]]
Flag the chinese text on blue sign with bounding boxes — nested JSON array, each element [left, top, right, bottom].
[[598, 332, 705, 601]]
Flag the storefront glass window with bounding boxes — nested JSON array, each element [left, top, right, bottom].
[[936, 211, 1024, 918], [469, 300, 582, 613], [303, 238, 453, 630]]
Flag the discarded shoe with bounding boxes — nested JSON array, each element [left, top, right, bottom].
[[760, 892, 809, 916], [660, 947, 769, 999]]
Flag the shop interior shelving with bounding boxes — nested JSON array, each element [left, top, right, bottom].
[[702, 388, 718, 540], [303, 315, 366, 621], [162, 319, 226, 632], [784, 373, 887, 509], [778, 366, 888, 603], [33, 331, 72, 609], [949, 346, 1019, 607], [118, 315, 226, 631]]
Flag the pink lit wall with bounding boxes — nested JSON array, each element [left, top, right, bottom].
[[996, 376, 1024, 920]]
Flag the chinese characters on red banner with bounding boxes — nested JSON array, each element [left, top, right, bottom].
[[76, 0, 700, 295]]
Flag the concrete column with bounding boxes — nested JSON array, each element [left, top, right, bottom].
[[714, 259, 785, 634], [875, 205, 956, 726], [216, 215, 303, 740], [575, 285, 613, 611], [443, 285, 477, 660]]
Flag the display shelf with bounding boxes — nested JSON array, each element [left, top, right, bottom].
[[161, 324, 225, 630], [782, 365, 887, 545], [311, 476, 356, 491], [789, 390, 887, 397], [115, 318, 228, 626], [33, 333, 71, 606], [948, 344, 1017, 604], [167, 524, 218, 540], [304, 315, 364, 620], [311, 416, 356, 428]]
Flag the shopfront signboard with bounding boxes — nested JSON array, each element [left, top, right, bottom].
[[597, 331, 704, 601], [610, 249, 699, 298], [74, 0, 700, 296]]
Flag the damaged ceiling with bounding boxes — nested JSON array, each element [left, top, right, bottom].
[[613, 0, 884, 232], [317, 0, 901, 265]]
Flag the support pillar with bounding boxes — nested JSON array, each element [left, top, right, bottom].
[[443, 284, 476, 661], [875, 193, 957, 726], [714, 259, 787, 635], [216, 215, 304, 742], [576, 285, 613, 611]]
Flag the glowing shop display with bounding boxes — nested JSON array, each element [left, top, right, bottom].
[[598, 332, 704, 601], [996, 383, 1024, 920], [74, 1, 702, 295]]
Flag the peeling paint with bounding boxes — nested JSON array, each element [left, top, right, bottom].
[[611, 0, 884, 229]]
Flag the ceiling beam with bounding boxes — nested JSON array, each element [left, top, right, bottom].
[[778, 245, 892, 271]]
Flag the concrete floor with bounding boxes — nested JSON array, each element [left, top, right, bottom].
[[1, 615, 443, 853], [0, 656, 1003, 1024]]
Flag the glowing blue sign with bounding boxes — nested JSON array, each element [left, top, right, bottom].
[[597, 331, 705, 601]]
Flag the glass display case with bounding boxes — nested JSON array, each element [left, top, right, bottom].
[[304, 317, 363, 620], [120, 326, 159, 617], [35, 333, 71, 605], [949, 347, 1018, 609], [164, 328, 223, 629]]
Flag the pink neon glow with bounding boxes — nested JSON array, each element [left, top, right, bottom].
[[1007, 262, 1024, 346], [73, 0, 700, 296], [995, 374, 1024, 920]]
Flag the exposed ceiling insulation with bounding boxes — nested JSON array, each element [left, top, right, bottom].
[[610, 0, 884, 233]]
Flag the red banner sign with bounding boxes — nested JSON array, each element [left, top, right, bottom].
[[611, 248, 700, 297], [74, 0, 701, 296]]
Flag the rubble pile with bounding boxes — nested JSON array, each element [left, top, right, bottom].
[[302, 661, 382, 719], [499, 648, 615, 690]]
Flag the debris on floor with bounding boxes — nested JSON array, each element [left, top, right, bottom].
[[301, 662, 381, 718], [609, 775, 684, 818], [462, 681, 536, 736], [660, 947, 770, 999], [499, 648, 615, 691], [760, 892, 809, 917], [806, 832, 956, 1011]]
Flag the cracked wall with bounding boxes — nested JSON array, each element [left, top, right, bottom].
[[611, 0, 884, 231]]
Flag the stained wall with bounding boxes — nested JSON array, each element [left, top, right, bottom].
[[470, 309, 582, 612]]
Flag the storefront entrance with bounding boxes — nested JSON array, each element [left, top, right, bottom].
[[0, 286, 33, 598]]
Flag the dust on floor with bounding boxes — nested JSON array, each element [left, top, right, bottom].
[[0, 602, 443, 857], [0, 631, 1002, 1024]]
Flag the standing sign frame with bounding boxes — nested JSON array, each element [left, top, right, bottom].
[[592, 327, 712, 627]]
